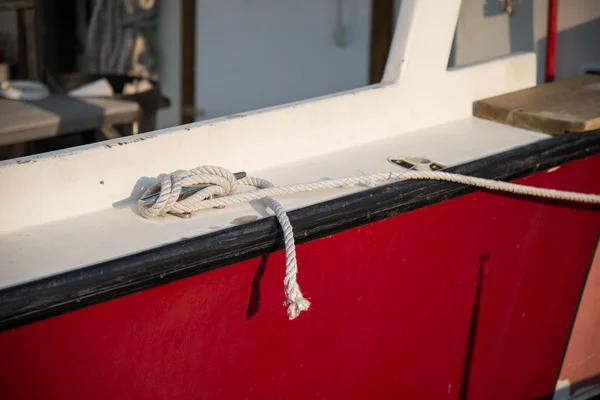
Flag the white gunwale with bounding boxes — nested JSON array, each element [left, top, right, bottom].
[[0, 0, 545, 288]]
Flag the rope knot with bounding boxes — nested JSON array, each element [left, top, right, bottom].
[[138, 165, 311, 320], [138, 165, 239, 218]]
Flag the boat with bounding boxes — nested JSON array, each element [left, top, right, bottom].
[[0, 0, 599, 399]]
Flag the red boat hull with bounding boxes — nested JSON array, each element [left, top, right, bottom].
[[1, 155, 599, 400]]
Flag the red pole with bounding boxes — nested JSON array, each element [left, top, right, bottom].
[[545, 0, 558, 82]]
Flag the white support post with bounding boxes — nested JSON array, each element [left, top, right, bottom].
[[381, 0, 536, 122], [383, 0, 462, 84]]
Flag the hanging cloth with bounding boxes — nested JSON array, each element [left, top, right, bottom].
[[85, 0, 157, 78]]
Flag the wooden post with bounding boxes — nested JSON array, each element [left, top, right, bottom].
[[369, 0, 395, 84], [180, 0, 196, 125]]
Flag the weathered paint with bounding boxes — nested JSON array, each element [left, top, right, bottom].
[[555, 241, 600, 400], [0, 156, 598, 400]]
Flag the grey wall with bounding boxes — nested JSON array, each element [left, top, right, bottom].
[[156, 0, 372, 128], [192, 0, 372, 121], [451, 0, 600, 83]]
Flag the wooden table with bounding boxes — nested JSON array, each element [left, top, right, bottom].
[[0, 94, 140, 147]]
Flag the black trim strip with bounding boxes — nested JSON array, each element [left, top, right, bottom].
[[1, 130, 600, 332]]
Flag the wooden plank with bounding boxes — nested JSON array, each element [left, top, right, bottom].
[[0, 98, 59, 145], [473, 74, 600, 135]]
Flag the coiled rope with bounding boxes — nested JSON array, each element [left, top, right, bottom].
[[138, 165, 600, 320]]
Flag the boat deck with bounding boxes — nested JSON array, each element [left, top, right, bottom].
[[0, 117, 547, 289]]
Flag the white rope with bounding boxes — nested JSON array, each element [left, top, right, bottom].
[[138, 164, 600, 320]]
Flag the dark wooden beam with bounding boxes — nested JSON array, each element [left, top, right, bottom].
[[180, 0, 196, 124], [369, 0, 395, 84]]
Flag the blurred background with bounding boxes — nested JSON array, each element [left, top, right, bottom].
[[0, 0, 599, 160]]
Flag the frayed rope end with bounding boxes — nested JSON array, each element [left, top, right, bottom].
[[286, 297, 311, 320]]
